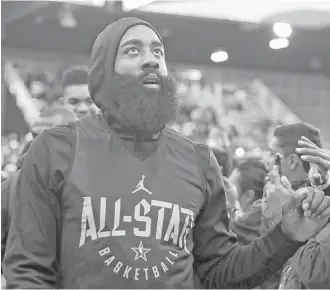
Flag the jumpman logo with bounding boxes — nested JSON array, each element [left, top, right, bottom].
[[132, 175, 152, 195]]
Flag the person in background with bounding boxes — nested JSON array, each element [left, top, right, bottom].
[[278, 136, 330, 289], [267, 123, 325, 190], [263, 123, 327, 233], [229, 157, 267, 245], [27, 72, 53, 112], [229, 157, 282, 289], [3, 17, 330, 289], [279, 223, 330, 289], [57, 67, 99, 119], [262, 123, 330, 289]]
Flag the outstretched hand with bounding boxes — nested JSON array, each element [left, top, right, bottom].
[[268, 165, 330, 242], [296, 136, 330, 186]]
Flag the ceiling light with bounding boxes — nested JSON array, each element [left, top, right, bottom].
[[269, 38, 289, 50], [235, 147, 245, 158], [273, 22, 292, 38], [211, 50, 229, 63]]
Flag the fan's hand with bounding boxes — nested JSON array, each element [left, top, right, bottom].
[[296, 136, 330, 186]]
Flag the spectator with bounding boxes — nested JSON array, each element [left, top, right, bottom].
[[57, 67, 99, 119], [262, 123, 330, 289], [263, 123, 325, 234], [27, 72, 54, 112], [229, 157, 267, 245], [278, 137, 330, 289]]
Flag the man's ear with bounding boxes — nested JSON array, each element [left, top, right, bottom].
[[288, 154, 300, 170]]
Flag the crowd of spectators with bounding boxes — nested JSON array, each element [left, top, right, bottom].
[[1, 62, 280, 181]]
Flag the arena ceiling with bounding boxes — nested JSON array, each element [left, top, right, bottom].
[[137, 0, 330, 28], [3, 0, 330, 28], [2, 1, 330, 75]]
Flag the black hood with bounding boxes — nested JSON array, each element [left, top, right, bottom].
[[88, 17, 163, 120]]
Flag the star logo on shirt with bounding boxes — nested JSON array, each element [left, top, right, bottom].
[[131, 241, 151, 262]]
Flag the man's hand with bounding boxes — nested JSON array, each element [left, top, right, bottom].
[[262, 166, 294, 232], [265, 166, 291, 203], [296, 136, 330, 186], [281, 183, 330, 242], [267, 165, 330, 241]]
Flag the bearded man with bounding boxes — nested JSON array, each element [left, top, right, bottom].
[[3, 17, 330, 289]]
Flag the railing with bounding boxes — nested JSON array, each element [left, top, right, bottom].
[[249, 79, 302, 124], [3, 61, 39, 128]]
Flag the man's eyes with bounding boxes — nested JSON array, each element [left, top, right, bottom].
[[125, 47, 140, 55], [153, 48, 164, 56], [69, 99, 79, 105], [125, 47, 164, 57]]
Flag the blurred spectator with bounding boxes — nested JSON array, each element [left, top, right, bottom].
[[57, 67, 99, 119], [229, 157, 267, 245], [267, 123, 322, 190], [262, 123, 323, 240], [262, 123, 323, 233], [260, 123, 327, 289], [26, 72, 54, 112], [279, 223, 330, 289], [222, 84, 248, 112]]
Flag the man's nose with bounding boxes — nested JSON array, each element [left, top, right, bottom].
[[77, 103, 89, 113], [141, 56, 160, 71]]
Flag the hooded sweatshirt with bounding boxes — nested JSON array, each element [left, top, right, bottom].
[[88, 17, 162, 131], [3, 17, 305, 289]]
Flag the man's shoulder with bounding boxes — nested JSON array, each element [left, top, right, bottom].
[[43, 123, 74, 139], [71, 114, 109, 136], [164, 126, 210, 153], [31, 123, 75, 159], [164, 127, 211, 172]]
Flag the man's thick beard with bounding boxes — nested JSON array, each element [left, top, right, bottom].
[[103, 73, 179, 135]]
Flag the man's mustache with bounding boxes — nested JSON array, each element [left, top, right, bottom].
[[137, 70, 164, 82]]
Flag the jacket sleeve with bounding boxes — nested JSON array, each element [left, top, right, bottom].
[[193, 147, 306, 289], [230, 203, 262, 245], [289, 223, 330, 289], [2, 125, 75, 289]]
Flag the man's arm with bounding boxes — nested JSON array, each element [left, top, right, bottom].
[[230, 201, 262, 245], [193, 147, 305, 289], [2, 125, 74, 289], [289, 222, 330, 289]]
